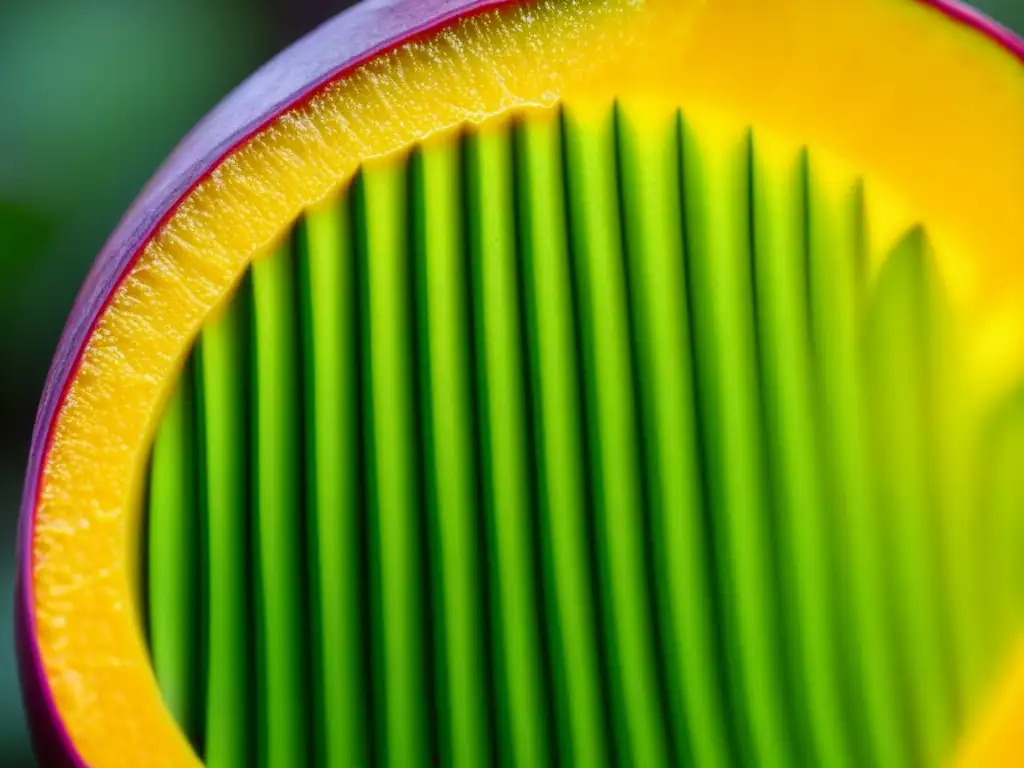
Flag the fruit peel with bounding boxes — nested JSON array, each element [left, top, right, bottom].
[[15, 1, 517, 763]]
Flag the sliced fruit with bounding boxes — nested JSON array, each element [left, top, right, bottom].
[[16, 1, 1023, 766]]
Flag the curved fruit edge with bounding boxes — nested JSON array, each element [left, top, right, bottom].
[[15, 0, 515, 764], [14, 0, 1023, 765], [924, 0, 1024, 63]]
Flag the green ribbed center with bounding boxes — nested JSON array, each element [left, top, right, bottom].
[[143, 105, 1024, 768]]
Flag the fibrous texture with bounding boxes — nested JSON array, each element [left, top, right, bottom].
[[17, 0, 1024, 766]]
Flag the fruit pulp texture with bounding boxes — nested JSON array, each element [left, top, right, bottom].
[[29, 0, 1023, 765], [145, 103, 1023, 768]]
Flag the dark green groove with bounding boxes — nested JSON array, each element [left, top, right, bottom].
[[356, 161, 434, 767], [616, 105, 731, 768], [805, 170, 905, 768], [411, 139, 492, 767], [563, 104, 672, 768], [472, 118, 562, 767], [195, 284, 255, 768], [145, 104, 1017, 768], [512, 112, 581, 767], [297, 201, 370, 768], [251, 240, 312, 767], [750, 143, 849, 768], [681, 120, 797, 768]]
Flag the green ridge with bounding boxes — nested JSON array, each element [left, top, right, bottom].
[[411, 139, 491, 767], [862, 229, 957, 766], [298, 200, 370, 768], [750, 143, 849, 768], [562, 104, 672, 767], [616, 105, 730, 768], [681, 121, 794, 766], [251, 241, 312, 767], [148, 365, 203, 746], [145, 103, 1019, 768], [474, 117, 590, 767], [805, 170, 905, 768], [355, 162, 432, 767], [195, 286, 255, 768], [510, 112, 576, 767]]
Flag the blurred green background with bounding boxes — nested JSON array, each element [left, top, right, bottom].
[[0, 0, 1019, 763]]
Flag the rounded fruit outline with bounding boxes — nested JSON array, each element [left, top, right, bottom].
[[15, 0, 1024, 765]]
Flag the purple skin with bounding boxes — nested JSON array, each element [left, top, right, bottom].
[[15, 1, 514, 764], [14, 0, 1023, 765]]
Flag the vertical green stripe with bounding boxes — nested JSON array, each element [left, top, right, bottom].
[[616, 104, 731, 768], [514, 111, 596, 767], [681, 118, 793, 767], [562, 103, 672, 768], [355, 162, 431, 768], [806, 169, 905, 768], [298, 200, 370, 768], [862, 228, 955, 766], [197, 286, 255, 768], [251, 242, 312, 766], [148, 366, 204, 749], [467, 120, 585, 767], [750, 143, 849, 767], [411, 138, 491, 767]]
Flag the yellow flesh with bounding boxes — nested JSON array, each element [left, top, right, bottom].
[[955, 639, 1024, 766], [30, 0, 1023, 764]]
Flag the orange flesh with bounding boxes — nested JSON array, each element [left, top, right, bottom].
[[30, 0, 1024, 764]]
